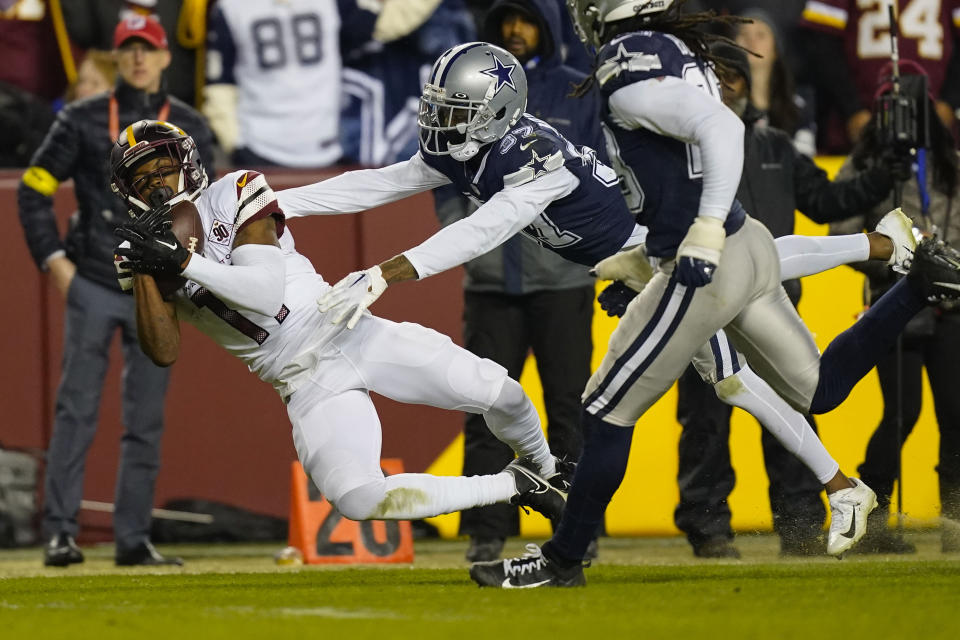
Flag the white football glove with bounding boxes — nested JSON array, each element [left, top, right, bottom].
[[317, 265, 388, 329], [591, 244, 654, 292], [115, 240, 133, 292]]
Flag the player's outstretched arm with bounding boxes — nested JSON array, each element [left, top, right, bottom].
[[316, 168, 579, 328], [276, 154, 450, 219], [132, 274, 180, 367]]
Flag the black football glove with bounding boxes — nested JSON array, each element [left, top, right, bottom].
[[597, 281, 639, 318], [114, 217, 190, 277], [135, 201, 175, 234], [877, 146, 914, 184], [674, 256, 717, 287]]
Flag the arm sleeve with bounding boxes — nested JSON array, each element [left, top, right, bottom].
[[607, 77, 744, 222], [277, 153, 450, 218], [403, 167, 580, 279], [794, 152, 892, 224], [17, 108, 82, 270], [373, 0, 444, 43], [181, 244, 285, 317]]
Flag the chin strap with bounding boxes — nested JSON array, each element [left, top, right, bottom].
[[450, 140, 480, 161]]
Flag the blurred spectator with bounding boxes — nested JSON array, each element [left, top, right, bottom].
[[0, 81, 54, 167], [0, 0, 73, 166], [340, 0, 475, 166], [799, 0, 960, 151], [829, 79, 960, 555], [17, 15, 214, 568], [204, 0, 445, 168], [443, 0, 603, 563], [61, 0, 207, 106], [674, 43, 897, 559], [0, 0, 76, 102], [735, 8, 817, 156], [67, 49, 116, 102]]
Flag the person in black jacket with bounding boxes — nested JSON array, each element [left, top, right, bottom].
[[17, 15, 214, 568], [673, 43, 899, 558], [446, 0, 604, 563]]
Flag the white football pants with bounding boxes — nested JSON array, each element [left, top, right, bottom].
[[285, 316, 551, 520]]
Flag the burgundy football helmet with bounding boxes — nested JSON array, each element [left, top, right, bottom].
[[110, 119, 207, 216]]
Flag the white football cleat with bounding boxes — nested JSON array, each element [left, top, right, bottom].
[[876, 207, 918, 274], [827, 478, 878, 556]]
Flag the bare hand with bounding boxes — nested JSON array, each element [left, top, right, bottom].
[[846, 109, 872, 144], [47, 256, 76, 299], [935, 100, 956, 129]]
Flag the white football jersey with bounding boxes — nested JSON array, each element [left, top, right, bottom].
[[172, 170, 343, 397], [211, 0, 344, 167]]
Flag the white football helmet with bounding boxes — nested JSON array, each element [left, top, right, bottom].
[[567, 0, 676, 48], [418, 42, 528, 161]]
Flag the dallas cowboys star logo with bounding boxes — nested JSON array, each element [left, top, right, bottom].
[[524, 149, 550, 179], [610, 43, 635, 68], [596, 43, 662, 87], [480, 56, 518, 94]]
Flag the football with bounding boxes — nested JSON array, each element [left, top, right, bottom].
[[155, 199, 205, 298]]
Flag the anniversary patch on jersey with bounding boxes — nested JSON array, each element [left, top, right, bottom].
[[208, 219, 234, 247]]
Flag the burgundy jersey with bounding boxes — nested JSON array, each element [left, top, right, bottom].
[[801, 0, 960, 107], [0, 1, 69, 101]]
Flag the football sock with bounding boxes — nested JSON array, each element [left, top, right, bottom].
[[337, 472, 515, 520], [544, 410, 633, 567], [809, 278, 926, 414], [484, 378, 556, 477], [718, 365, 838, 483], [775, 233, 870, 280]]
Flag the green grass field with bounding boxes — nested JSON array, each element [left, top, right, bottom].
[[2, 533, 959, 640]]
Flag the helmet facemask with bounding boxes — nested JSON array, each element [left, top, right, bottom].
[[418, 83, 500, 161], [418, 43, 527, 162], [111, 135, 207, 217]]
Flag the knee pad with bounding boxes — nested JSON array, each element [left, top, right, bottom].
[[447, 350, 508, 413], [487, 376, 528, 417], [334, 481, 386, 521]]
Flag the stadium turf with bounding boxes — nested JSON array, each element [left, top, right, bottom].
[[2, 534, 958, 639]]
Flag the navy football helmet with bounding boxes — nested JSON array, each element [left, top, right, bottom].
[[418, 42, 528, 161]]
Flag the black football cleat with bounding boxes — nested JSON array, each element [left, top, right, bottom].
[[545, 456, 576, 493], [505, 456, 568, 524], [43, 533, 84, 567], [470, 544, 585, 588], [908, 237, 960, 302], [115, 541, 184, 566], [465, 536, 506, 562], [693, 538, 741, 559]]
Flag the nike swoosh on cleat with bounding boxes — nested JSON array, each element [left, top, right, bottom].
[[841, 506, 857, 539], [502, 578, 551, 588], [933, 282, 960, 291]]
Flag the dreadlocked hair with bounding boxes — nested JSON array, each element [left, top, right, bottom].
[[572, 0, 752, 98]]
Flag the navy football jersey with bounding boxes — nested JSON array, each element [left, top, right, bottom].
[[596, 31, 746, 258], [420, 114, 636, 267]]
